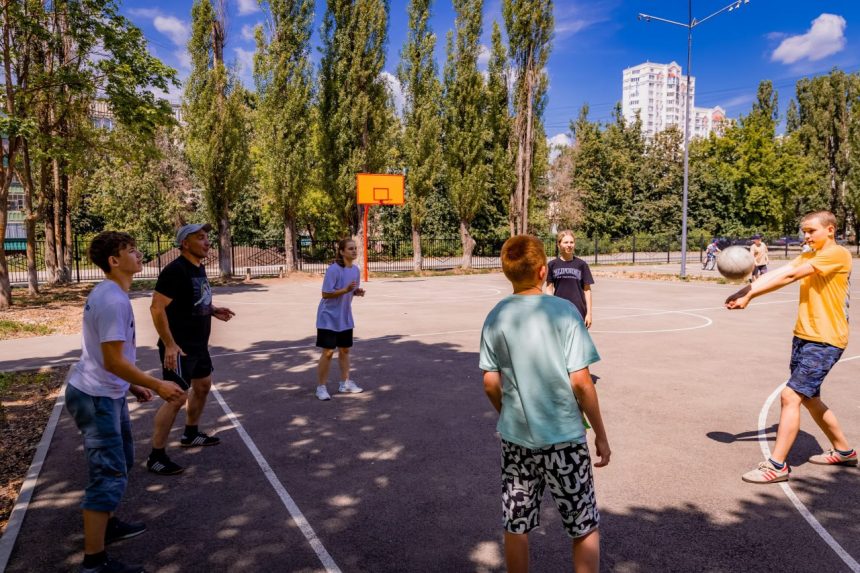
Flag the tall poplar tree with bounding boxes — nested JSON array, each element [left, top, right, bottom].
[[442, 0, 487, 268], [318, 0, 391, 242], [398, 0, 442, 271], [253, 0, 314, 271], [503, 0, 552, 234], [184, 0, 251, 278], [485, 21, 514, 237]]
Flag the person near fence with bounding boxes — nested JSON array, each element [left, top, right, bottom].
[[66, 231, 185, 573], [545, 230, 594, 327], [146, 223, 236, 476], [315, 238, 366, 400], [726, 210, 857, 483], [480, 235, 610, 573], [750, 234, 769, 281]]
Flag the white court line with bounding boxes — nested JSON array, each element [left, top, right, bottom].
[[0, 380, 67, 572], [757, 357, 860, 572], [210, 385, 342, 573]]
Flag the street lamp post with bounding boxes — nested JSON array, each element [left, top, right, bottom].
[[638, 0, 750, 278]]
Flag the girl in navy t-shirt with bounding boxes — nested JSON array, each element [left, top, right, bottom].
[[545, 230, 594, 327]]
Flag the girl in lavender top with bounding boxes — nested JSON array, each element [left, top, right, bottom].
[[315, 238, 366, 400]]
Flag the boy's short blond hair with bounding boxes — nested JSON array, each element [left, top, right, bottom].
[[556, 229, 575, 244], [801, 210, 836, 228], [501, 235, 546, 284]]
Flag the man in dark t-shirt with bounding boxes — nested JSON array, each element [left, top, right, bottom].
[[545, 230, 595, 327], [146, 223, 235, 475]]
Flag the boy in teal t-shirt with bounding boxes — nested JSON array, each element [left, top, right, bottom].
[[480, 235, 611, 573]]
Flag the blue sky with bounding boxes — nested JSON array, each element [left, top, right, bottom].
[[123, 0, 859, 145]]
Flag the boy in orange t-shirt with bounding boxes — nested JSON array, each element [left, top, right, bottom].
[[726, 210, 856, 483]]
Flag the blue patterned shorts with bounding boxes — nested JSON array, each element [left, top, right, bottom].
[[787, 336, 844, 398], [500, 439, 599, 538]]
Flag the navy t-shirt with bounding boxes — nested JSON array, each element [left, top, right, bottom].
[[155, 255, 213, 351], [546, 257, 594, 319]]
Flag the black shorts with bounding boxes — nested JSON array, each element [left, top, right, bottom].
[[316, 328, 353, 349], [158, 345, 213, 390]]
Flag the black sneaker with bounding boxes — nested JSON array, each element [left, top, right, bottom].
[[105, 517, 146, 545], [146, 455, 184, 476], [79, 557, 145, 573], [180, 431, 220, 447]]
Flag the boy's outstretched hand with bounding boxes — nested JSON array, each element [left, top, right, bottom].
[[594, 435, 611, 467], [725, 284, 752, 309]]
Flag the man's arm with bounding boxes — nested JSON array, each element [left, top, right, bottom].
[[211, 306, 236, 322], [583, 285, 593, 328], [483, 371, 502, 413], [570, 367, 610, 467], [149, 292, 183, 370], [102, 341, 185, 403], [726, 261, 815, 309]]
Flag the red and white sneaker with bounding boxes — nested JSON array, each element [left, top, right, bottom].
[[808, 449, 858, 467], [742, 460, 790, 484]]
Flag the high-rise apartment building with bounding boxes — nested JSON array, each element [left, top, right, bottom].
[[622, 61, 725, 140]]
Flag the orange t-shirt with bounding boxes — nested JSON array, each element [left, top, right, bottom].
[[790, 244, 851, 348]]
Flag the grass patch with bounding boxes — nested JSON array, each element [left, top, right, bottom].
[[0, 319, 51, 338]]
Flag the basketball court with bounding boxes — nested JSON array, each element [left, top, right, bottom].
[[1, 271, 859, 572]]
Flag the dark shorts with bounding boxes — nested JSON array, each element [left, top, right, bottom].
[[65, 384, 133, 512], [501, 440, 599, 538], [158, 345, 213, 390], [787, 336, 843, 398], [316, 328, 353, 349], [753, 264, 768, 277]]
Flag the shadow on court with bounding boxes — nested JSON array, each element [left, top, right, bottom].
[[5, 330, 860, 571]]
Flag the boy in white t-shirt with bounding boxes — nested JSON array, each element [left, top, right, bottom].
[[65, 232, 185, 573]]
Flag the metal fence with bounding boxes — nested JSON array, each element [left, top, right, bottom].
[[2, 233, 822, 285]]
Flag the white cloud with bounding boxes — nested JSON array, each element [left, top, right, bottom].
[[128, 8, 161, 19], [554, 2, 615, 41], [236, 0, 261, 16], [381, 71, 404, 117], [241, 23, 261, 42], [771, 13, 846, 64], [175, 50, 192, 71], [478, 44, 491, 69], [234, 47, 256, 76], [547, 133, 571, 148], [153, 15, 191, 47]]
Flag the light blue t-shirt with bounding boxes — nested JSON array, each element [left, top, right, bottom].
[[316, 263, 361, 332], [68, 280, 136, 399], [479, 294, 600, 449]]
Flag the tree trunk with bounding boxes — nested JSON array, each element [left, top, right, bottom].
[[411, 224, 422, 273], [283, 213, 297, 272], [64, 178, 73, 280], [0, 206, 11, 310], [51, 158, 66, 284], [520, 69, 535, 235], [217, 214, 232, 280], [512, 111, 526, 235], [459, 219, 475, 269], [18, 141, 39, 294]]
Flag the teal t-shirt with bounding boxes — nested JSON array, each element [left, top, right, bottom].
[[479, 294, 600, 449]]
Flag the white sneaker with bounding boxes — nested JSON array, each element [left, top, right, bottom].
[[338, 379, 363, 394], [315, 385, 331, 401]]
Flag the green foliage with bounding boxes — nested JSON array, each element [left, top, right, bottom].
[[318, 0, 392, 236], [397, 0, 444, 239], [442, 0, 488, 241], [183, 0, 252, 277], [253, 0, 315, 268], [503, 0, 552, 233]]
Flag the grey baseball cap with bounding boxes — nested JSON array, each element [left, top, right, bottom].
[[175, 223, 212, 246]]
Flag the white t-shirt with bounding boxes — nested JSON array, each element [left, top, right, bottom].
[[68, 280, 136, 399]]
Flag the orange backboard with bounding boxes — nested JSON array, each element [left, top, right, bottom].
[[357, 173, 405, 205]]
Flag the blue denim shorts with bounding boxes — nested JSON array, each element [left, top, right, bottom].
[[787, 336, 844, 398], [65, 384, 134, 512]]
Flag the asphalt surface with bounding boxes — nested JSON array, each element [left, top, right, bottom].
[[1, 269, 859, 572]]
